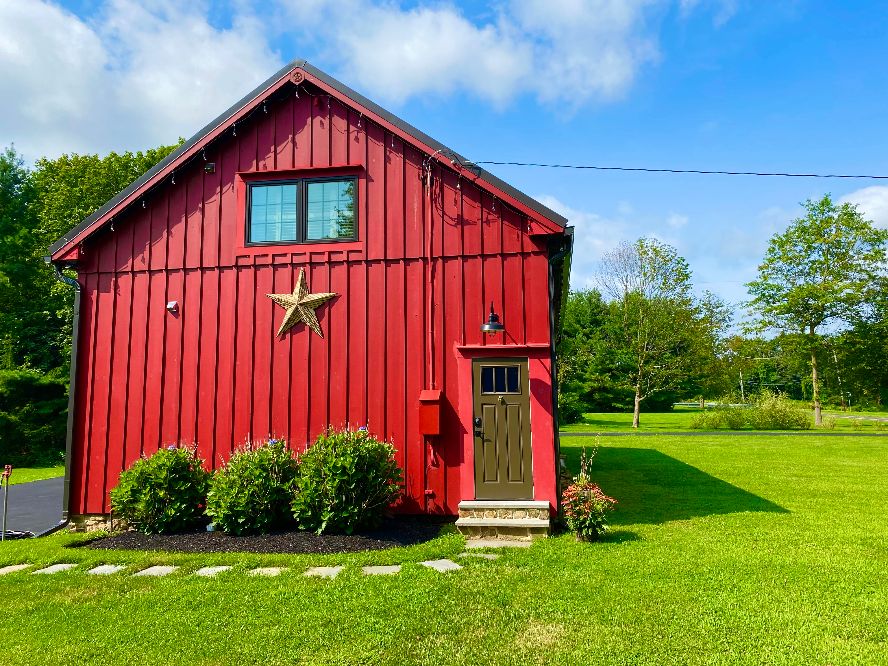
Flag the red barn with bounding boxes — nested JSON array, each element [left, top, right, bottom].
[[48, 60, 572, 539]]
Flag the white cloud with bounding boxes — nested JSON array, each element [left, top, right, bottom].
[[535, 194, 629, 289], [679, 0, 738, 26], [839, 186, 888, 229], [1, 0, 722, 158], [666, 213, 689, 228], [0, 0, 281, 159], [280, 0, 661, 107]]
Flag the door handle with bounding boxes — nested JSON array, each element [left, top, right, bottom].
[[473, 416, 483, 437]]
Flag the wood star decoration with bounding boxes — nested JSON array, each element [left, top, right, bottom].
[[266, 268, 337, 337]]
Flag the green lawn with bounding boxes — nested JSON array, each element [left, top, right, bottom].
[[561, 407, 888, 432], [1, 434, 887, 664], [4, 465, 65, 485]]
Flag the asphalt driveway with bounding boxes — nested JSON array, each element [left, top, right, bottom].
[[2, 477, 64, 535]]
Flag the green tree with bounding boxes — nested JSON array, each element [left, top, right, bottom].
[[0, 146, 39, 368], [834, 279, 888, 407], [746, 195, 888, 424], [598, 238, 705, 428], [0, 143, 181, 372]]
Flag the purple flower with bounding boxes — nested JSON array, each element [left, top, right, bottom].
[[166, 444, 178, 450], [358, 426, 368, 432]]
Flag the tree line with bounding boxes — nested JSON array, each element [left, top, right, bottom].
[[558, 195, 888, 426], [0, 143, 179, 463]]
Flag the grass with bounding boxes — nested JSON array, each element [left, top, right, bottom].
[[561, 407, 888, 432], [1, 434, 888, 664], [3, 465, 65, 485]]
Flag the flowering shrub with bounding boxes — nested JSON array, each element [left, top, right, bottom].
[[562, 481, 617, 540], [561, 447, 616, 541], [205, 439, 299, 535], [110, 445, 210, 534], [292, 427, 402, 534]]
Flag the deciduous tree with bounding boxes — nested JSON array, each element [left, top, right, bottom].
[[746, 195, 888, 424]]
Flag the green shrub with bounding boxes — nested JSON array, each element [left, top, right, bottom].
[[110, 445, 210, 534], [0, 369, 67, 466], [205, 439, 299, 535], [689, 393, 810, 431], [749, 392, 811, 430], [821, 416, 838, 430], [292, 427, 402, 534], [558, 392, 587, 425]]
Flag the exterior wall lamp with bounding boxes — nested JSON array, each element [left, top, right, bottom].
[[480, 302, 504, 335]]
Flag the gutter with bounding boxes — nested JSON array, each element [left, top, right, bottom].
[[47, 258, 80, 527], [546, 227, 573, 512]]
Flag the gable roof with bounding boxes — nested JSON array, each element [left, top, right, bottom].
[[49, 59, 568, 260]]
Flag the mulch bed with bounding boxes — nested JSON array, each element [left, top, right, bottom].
[[81, 516, 449, 555]]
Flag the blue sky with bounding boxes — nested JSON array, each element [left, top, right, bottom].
[[3, 1, 888, 310]]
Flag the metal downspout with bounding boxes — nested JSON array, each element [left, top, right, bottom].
[[49, 261, 80, 526], [547, 228, 573, 513]]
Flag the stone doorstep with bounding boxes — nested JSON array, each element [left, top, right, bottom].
[[455, 517, 550, 528], [458, 500, 551, 511], [465, 539, 532, 549]]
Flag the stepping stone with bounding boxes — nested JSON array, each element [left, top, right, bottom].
[[32, 563, 77, 574], [420, 559, 462, 572], [465, 539, 532, 549], [459, 552, 500, 560], [0, 564, 31, 575], [195, 566, 232, 577], [362, 565, 401, 576], [88, 564, 127, 575], [249, 567, 287, 577], [304, 566, 343, 579], [133, 565, 178, 577]]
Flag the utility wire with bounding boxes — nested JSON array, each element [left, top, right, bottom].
[[471, 161, 888, 180]]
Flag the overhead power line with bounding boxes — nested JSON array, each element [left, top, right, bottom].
[[471, 161, 888, 180]]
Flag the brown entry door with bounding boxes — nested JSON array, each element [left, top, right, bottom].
[[472, 359, 532, 499]]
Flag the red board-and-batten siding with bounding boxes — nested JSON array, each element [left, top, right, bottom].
[[67, 83, 559, 517]]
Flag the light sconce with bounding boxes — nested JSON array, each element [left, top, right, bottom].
[[480, 302, 504, 336], [204, 162, 216, 174], [166, 301, 179, 314]]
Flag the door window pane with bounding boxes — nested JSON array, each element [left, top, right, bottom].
[[506, 366, 519, 393], [479, 365, 521, 394], [481, 367, 494, 393], [305, 179, 356, 240]]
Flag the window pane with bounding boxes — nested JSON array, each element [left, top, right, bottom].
[[249, 183, 298, 243], [305, 179, 356, 240], [494, 367, 505, 393], [481, 367, 494, 393], [507, 366, 519, 393]]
